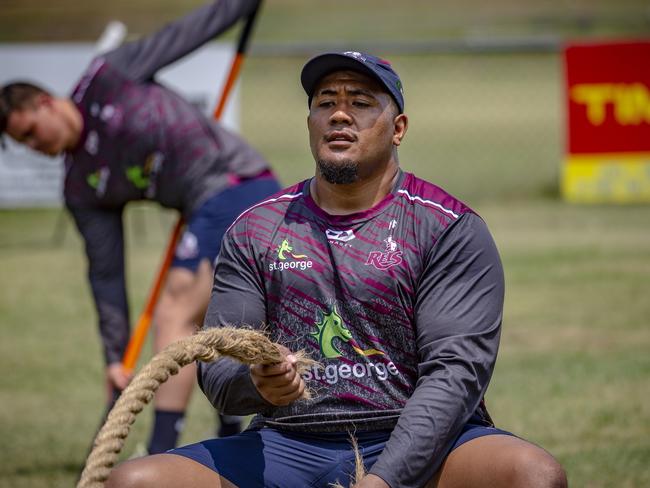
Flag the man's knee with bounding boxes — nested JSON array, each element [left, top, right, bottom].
[[106, 454, 225, 488], [509, 446, 567, 488], [106, 459, 158, 488], [432, 435, 567, 488]]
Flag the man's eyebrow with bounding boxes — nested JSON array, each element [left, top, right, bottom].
[[347, 87, 376, 98], [314, 87, 377, 98], [315, 88, 338, 97]]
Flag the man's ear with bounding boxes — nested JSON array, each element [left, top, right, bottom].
[[33, 92, 54, 109], [393, 113, 408, 147]]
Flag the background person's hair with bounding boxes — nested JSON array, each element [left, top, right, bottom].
[[0, 81, 50, 136]]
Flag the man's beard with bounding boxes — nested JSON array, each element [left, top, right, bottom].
[[317, 158, 359, 184]]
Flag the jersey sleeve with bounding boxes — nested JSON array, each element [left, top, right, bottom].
[[104, 0, 260, 82], [67, 205, 130, 366], [369, 212, 504, 488], [198, 217, 275, 415]]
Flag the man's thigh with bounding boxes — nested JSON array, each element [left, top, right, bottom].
[[159, 260, 214, 322], [430, 434, 567, 488]]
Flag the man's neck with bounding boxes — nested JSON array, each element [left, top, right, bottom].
[[310, 161, 400, 216], [57, 98, 83, 151]]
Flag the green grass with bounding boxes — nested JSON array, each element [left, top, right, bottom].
[[1, 201, 649, 487]]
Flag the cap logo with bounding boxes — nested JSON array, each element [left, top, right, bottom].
[[343, 51, 366, 62]]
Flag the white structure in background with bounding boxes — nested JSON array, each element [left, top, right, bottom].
[[0, 28, 239, 207], [94, 21, 127, 55]]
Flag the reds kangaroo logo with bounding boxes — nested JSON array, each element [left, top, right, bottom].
[[365, 235, 403, 270]]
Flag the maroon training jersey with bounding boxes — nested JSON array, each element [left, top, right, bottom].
[[200, 170, 505, 488]]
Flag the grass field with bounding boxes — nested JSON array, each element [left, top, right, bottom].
[[1, 1, 650, 487], [1, 200, 649, 487]]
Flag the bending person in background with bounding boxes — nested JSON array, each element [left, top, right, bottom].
[[106, 51, 567, 487], [0, 0, 278, 454]]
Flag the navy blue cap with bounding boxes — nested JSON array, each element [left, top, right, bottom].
[[301, 51, 405, 113]]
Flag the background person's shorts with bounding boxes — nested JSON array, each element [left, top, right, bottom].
[[168, 419, 514, 487], [172, 176, 281, 272]]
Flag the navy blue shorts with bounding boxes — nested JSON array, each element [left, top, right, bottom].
[[172, 175, 281, 272], [169, 421, 514, 487]]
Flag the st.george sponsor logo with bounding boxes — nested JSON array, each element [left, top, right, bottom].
[[305, 305, 399, 385], [269, 239, 313, 272], [303, 360, 399, 385], [269, 260, 313, 271]]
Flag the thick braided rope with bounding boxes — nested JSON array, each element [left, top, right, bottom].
[[77, 326, 315, 488]]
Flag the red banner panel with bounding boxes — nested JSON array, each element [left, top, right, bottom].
[[565, 41, 650, 155]]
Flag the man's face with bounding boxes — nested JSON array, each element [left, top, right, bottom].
[[307, 70, 406, 184], [6, 97, 69, 156]]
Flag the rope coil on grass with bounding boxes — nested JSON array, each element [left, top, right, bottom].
[[76, 326, 316, 488]]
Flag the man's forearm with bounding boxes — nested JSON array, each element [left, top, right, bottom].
[[92, 285, 131, 365]]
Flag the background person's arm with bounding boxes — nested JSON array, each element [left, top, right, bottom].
[[67, 205, 130, 370], [369, 213, 505, 488], [104, 0, 260, 82]]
